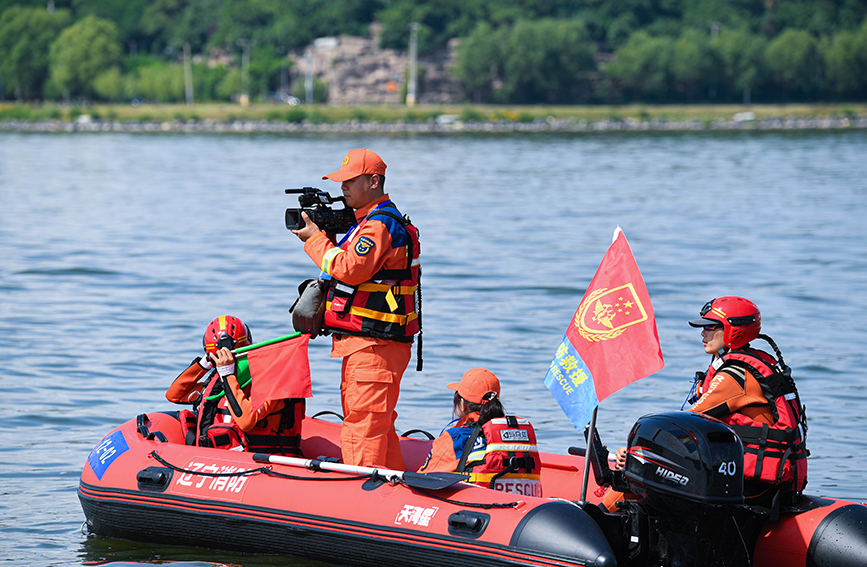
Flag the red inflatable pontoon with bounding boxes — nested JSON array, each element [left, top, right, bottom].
[[79, 410, 867, 567]]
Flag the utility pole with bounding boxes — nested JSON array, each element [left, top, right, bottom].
[[237, 39, 250, 106], [184, 43, 194, 106], [406, 23, 419, 107]]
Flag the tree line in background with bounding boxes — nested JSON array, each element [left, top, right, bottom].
[[1, 0, 867, 105]]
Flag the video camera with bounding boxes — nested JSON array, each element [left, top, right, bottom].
[[285, 187, 356, 234]]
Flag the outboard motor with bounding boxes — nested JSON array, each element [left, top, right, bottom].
[[620, 411, 750, 567]]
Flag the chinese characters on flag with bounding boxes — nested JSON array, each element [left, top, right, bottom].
[[544, 228, 664, 430]]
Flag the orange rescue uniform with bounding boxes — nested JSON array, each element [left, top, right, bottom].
[[303, 193, 414, 469], [166, 360, 288, 433], [603, 360, 775, 513], [689, 363, 774, 426]]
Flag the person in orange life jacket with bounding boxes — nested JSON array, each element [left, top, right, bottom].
[[419, 369, 543, 497], [610, 297, 807, 511], [291, 148, 420, 469], [684, 296, 807, 506], [166, 315, 304, 454]]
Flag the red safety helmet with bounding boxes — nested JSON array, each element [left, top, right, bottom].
[[203, 315, 252, 354], [688, 296, 761, 349]]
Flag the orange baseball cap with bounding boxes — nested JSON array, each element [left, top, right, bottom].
[[448, 368, 501, 405], [322, 148, 387, 182]]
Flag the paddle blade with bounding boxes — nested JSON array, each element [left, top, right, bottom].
[[402, 471, 469, 490]]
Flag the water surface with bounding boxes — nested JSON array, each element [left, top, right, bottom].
[[1, 130, 866, 566]]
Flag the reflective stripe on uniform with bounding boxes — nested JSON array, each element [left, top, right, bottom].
[[319, 248, 343, 275], [468, 472, 542, 482], [324, 303, 419, 325], [357, 283, 418, 295], [333, 281, 355, 294], [484, 444, 540, 452]]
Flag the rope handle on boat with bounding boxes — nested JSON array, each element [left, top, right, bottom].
[[411, 487, 521, 509], [148, 451, 366, 482]]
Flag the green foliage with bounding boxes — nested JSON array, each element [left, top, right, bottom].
[[501, 19, 597, 103], [291, 76, 328, 104], [245, 44, 292, 100], [72, 0, 150, 46], [824, 19, 867, 96], [47, 15, 122, 99], [771, 0, 867, 36], [138, 0, 223, 55], [305, 108, 328, 123], [216, 68, 242, 101], [3, 0, 867, 105], [608, 31, 676, 101], [0, 7, 72, 99], [670, 29, 719, 99], [192, 62, 231, 102], [284, 107, 306, 123], [452, 22, 504, 103], [92, 67, 126, 101], [132, 61, 185, 102], [765, 28, 821, 98], [712, 28, 767, 102], [459, 106, 484, 121], [454, 19, 596, 104], [0, 104, 35, 120]]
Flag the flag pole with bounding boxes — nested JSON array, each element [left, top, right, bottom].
[[232, 332, 302, 358], [579, 406, 599, 503]]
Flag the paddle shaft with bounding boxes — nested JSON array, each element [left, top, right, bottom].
[[252, 453, 406, 482]]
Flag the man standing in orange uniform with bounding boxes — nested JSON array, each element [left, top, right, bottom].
[[292, 148, 420, 469]]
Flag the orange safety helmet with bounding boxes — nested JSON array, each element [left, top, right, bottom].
[[688, 296, 761, 349], [203, 315, 252, 354]]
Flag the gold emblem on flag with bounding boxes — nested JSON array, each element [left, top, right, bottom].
[[574, 284, 648, 342]]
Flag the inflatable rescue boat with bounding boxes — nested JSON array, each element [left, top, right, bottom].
[[80, 410, 867, 567]]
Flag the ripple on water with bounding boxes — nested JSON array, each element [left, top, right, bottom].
[[1, 130, 867, 566]]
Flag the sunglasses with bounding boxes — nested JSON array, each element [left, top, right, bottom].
[[702, 325, 722, 332]]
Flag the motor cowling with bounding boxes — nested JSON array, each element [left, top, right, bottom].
[[624, 411, 744, 509], [619, 412, 751, 566]]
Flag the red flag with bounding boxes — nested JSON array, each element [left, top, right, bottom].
[[564, 228, 664, 401], [246, 334, 313, 409]]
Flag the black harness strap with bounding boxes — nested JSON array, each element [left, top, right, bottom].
[[456, 421, 483, 473], [366, 208, 414, 278], [353, 207, 423, 370]]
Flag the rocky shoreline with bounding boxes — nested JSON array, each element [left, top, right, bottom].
[[3, 115, 866, 134]]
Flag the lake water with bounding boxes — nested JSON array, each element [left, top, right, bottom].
[[2, 129, 866, 566]]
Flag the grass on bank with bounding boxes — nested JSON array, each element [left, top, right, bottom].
[[1, 101, 866, 125]]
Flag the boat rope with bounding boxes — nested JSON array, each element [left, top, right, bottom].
[[410, 487, 520, 509], [149, 451, 365, 482]]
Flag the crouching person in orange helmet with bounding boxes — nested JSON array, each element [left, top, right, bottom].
[[166, 315, 305, 455], [419, 369, 543, 497]]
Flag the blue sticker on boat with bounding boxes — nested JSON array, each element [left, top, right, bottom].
[[87, 430, 129, 480]]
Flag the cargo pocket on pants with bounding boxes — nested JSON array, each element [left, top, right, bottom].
[[344, 366, 393, 414]]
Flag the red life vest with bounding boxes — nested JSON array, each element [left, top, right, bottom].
[[182, 373, 305, 456], [459, 416, 543, 497], [324, 204, 420, 342], [700, 347, 808, 493]]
